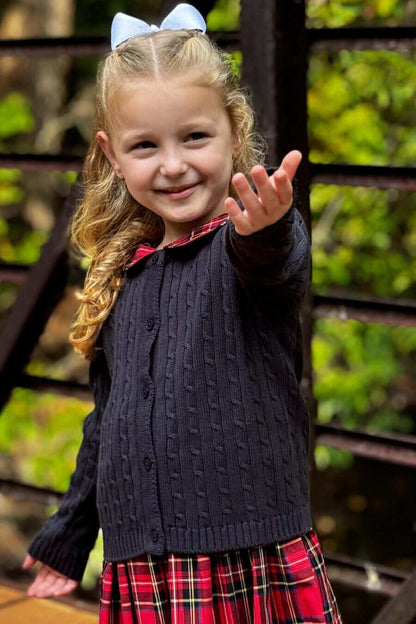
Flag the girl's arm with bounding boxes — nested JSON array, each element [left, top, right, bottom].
[[23, 347, 111, 591], [225, 151, 310, 303]]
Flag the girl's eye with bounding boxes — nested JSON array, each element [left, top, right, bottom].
[[186, 132, 206, 141], [135, 141, 156, 149]]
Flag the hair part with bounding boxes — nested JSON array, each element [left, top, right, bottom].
[[70, 29, 266, 360]]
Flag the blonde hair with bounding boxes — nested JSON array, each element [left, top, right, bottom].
[[70, 29, 265, 360]]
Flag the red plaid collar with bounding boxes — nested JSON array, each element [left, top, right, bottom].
[[128, 213, 229, 268]]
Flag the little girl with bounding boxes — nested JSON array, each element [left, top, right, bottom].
[[23, 4, 343, 622]]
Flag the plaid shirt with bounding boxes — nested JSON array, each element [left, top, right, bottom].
[[128, 214, 230, 267]]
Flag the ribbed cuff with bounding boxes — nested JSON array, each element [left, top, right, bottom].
[[28, 525, 95, 581]]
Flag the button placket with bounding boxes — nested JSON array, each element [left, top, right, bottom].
[[140, 252, 165, 553]]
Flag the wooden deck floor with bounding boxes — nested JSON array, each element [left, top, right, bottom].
[[0, 583, 97, 623]]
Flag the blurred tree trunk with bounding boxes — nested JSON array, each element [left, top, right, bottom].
[[0, 0, 74, 156], [0, 0, 75, 229], [0, 0, 74, 140]]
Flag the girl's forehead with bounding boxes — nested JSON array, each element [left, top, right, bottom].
[[113, 74, 207, 97], [106, 78, 231, 140], [110, 76, 225, 116]]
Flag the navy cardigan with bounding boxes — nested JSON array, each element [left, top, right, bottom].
[[29, 204, 312, 581]]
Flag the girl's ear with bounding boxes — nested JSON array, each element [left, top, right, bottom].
[[96, 131, 124, 179], [232, 133, 241, 158]]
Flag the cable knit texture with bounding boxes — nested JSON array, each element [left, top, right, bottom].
[[29, 204, 312, 581]]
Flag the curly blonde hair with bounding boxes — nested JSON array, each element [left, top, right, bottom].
[[70, 29, 265, 360]]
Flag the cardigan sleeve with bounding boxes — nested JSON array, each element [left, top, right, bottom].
[[224, 189, 311, 306], [28, 347, 111, 581]]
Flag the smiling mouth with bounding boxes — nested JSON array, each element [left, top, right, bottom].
[[155, 181, 202, 201], [157, 182, 201, 194]]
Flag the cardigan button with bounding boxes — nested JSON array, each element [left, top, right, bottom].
[[150, 254, 158, 265], [150, 528, 159, 543], [146, 318, 154, 331], [143, 457, 152, 472]]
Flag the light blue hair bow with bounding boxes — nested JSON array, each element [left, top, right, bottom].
[[111, 3, 207, 50]]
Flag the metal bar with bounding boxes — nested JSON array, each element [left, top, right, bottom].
[[0, 154, 83, 172], [240, 1, 278, 164], [240, 1, 310, 179], [0, 32, 239, 58], [2, 26, 416, 58], [0, 36, 108, 57], [0, 263, 29, 284], [315, 422, 416, 468], [309, 26, 416, 52], [314, 294, 416, 328], [18, 373, 91, 401], [325, 553, 408, 597], [371, 567, 416, 624], [327, 552, 408, 581], [0, 185, 79, 410], [311, 163, 416, 190], [0, 478, 63, 506]]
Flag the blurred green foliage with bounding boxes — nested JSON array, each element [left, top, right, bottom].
[[307, 0, 416, 463], [0, 93, 34, 141], [311, 185, 416, 299], [309, 50, 416, 166], [207, 0, 239, 29], [0, 221, 49, 264], [306, 0, 406, 27], [0, 388, 92, 491], [0, 93, 50, 269]]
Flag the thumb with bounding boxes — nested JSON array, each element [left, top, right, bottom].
[[22, 554, 37, 570], [278, 150, 302, 182]]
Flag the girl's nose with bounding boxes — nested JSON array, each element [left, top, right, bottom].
[[159, 148, 188, 177]]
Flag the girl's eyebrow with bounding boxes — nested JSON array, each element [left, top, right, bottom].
[[120, 131, 152, 148], [180, 117, 217, 129], [120, 118, 218, 147]]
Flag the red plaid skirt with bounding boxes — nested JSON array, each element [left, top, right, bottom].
[[99, 528, 342, 623]]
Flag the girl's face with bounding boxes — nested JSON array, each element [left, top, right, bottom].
[[97, 78, 238, 246]]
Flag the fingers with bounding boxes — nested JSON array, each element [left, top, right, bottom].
[[224, 196, 248, 234], [22, 554, 37, 570], [278, 150, 302, 181], [27, 565, 56, 598], [26, 563, 78, 598], [226, 152, 302, 235], [49, 575, 79, 597], [270, 167, 293, 206], [226, 166, 288, 235]]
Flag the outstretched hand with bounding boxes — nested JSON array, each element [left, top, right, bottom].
[[22, 554, 79, 598], [225, 150, 302, 235]]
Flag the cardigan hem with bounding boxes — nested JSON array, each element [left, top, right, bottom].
[[102, 507, 313, 561]]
